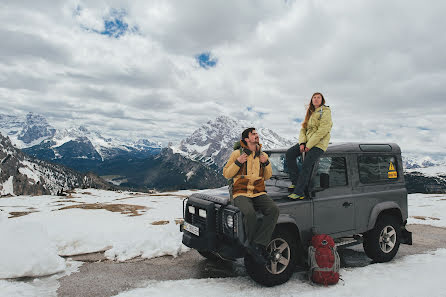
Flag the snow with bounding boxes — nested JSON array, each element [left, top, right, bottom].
[[116, 249, 446, 297], [0, 176, 14, 196], [0, 219, 66, 278], [0, 189, 445, 296], [406, 165, 446, 177], [18, 161, 41, 184], [0, 260, 81, 297], [0, 189, 193, 277], [407, 194, 446, 227], [186, 170, 195, 181]]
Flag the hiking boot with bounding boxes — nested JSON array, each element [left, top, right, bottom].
[[247, 244, 268, 266], [288, 193, 305, 200]]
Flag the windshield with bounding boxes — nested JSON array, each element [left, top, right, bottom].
[[267, 152, 303, 177]]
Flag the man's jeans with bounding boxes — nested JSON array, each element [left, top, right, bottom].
[[286, 144, 324, 196], [234, 194, 279, 247]]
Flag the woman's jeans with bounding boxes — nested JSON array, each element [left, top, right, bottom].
[[286, 144, 324, 195]]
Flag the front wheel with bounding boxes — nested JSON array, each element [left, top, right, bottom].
[[363, 215, 401, 262], [244, 228, 298, 287]]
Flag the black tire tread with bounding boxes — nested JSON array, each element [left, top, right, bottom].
[[244, 228, 299, 287], [363, 214, 401, 262]]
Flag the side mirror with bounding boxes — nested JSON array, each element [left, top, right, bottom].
[[320, 173, 329, 189]]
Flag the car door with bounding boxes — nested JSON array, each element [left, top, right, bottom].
[[311, 154, 355, 235]]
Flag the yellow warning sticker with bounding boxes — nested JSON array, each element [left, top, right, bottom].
[[389, 162, 395, 171], [388, 171, 397, 179]]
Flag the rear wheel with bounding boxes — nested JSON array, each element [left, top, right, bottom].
[[244, 228, 299, 287], [363, 215, 401, 262]]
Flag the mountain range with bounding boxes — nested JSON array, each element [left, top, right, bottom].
[[0, 112, 445, 194], [0, 133, 112, 196]]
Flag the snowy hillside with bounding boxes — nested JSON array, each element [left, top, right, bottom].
[[0, 133, 112, 196], [0, 189, 445, 296], [176, 115, 295, 168]]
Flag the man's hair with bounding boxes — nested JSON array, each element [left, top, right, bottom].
[[242, 127, 256, 141]]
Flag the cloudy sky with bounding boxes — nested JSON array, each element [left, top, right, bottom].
[[1, 0, 445, 156]]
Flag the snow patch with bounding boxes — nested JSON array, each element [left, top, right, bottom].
[[186, 171, 195, 181], [0, 176, 14, 196], [0, 219, 66, 279]]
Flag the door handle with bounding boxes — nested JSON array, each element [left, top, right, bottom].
[[343, 202, 353, 207]]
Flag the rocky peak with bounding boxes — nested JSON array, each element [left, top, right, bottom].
[[176, 115, 294, 169], [0, 132, 113, 196]]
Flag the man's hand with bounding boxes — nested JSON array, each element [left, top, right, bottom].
[[259, 153, 268, 164], [299, 144, 305, 153], [237, 153, 248, 164]]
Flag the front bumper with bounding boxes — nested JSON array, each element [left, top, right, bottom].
[[180, 196, 246, 259]]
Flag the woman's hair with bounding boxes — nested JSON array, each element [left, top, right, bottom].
[[302, 92, 325, 129]]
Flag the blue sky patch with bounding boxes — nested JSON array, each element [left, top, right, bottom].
[[246, 106, 267, 118], [417, 126, 431, 131], [77, 7, 138, 38], [196, 52, 218, 69], [256, 111, 267, 118], [101, 9, 134, 38], [293, 118, 303, 123]]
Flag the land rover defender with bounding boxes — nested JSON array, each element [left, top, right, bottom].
[[181, 143, 413, 286]]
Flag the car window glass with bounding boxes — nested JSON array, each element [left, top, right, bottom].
[[268, 153, 302, 176], [358, 155, 398, 183], [312, 156, 348, 188]]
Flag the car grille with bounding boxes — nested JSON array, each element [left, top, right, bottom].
[[191, 214, 206, 230]]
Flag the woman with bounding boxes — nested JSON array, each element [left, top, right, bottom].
[[286, 92, 333, 200]]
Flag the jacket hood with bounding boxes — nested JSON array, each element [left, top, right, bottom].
[[240, 140, 262, 155]]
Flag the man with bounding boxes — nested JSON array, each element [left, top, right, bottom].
[[223, 128, 279, 265]]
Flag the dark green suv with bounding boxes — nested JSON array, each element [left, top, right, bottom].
[[181, 143, 412, 286]]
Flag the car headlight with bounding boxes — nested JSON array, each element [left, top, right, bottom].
[[226, 214, 234, 228], [198, 209, 207, 218], [188, 206, 195, 214]]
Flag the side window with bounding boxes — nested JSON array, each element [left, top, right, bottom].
[[312, 156, 348, 188], [358, 155, 398, 183]]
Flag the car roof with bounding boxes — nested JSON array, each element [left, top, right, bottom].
[[265, 142, 401, 154]]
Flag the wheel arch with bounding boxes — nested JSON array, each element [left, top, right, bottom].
[[276, 215, 302, 243], [367, 202, 403, 230]]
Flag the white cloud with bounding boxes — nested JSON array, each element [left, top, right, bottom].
[[0, 0, 445, 155]]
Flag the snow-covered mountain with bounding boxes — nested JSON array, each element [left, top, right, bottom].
[[402, 154, 446, 170], [50, 125, 162, 161], [0, 133, 112, 196], [0, 113, 162, 162], [0, 112, 56, 148], [174, 115, 295, 169]]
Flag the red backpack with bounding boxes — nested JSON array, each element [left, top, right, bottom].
[[308, 234, 340, 286]]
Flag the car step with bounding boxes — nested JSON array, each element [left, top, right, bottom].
[[335, 235, 363, 249]]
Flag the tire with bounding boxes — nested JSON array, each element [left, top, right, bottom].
[[363, 215, 401, 262], [197, 250, 222, 261], [244, 228, 299, 287]]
